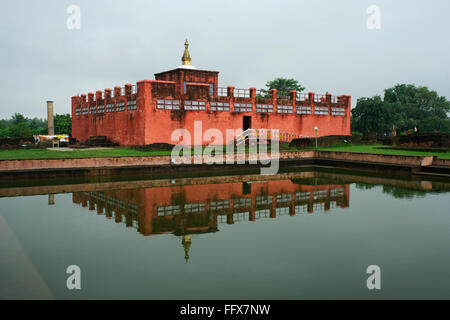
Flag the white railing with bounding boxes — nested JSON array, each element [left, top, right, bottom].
[[235, 129, 309, 146]]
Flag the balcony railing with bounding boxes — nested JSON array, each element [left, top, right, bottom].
[[296, 92, 308, 101], [314, 94, 326, 103], [331, 95, 338, 103], [234, 88, 250, 98], [218, 87, 228, 97], [277, 91, 291, 99]]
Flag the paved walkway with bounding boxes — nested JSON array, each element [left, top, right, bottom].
[[46, 147, 113, 151]]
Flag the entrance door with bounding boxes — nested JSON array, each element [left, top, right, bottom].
[[243, 116, 251, 131]]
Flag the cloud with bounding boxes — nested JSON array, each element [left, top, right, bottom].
[[0, 0, 449, 118]]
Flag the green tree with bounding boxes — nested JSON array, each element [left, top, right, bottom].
[[0, 113, 48, 137], [352, 84, 450, 134], [351, 96, 393, 134], [54, 114, 71, 134], [260, 78, 305, 98]]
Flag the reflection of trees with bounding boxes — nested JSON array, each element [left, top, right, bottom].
[[355, 183, 377, 190], [381, 185, 426, 199], [355, 182, 430, 199]]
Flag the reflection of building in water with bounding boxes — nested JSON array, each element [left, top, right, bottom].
[[72, 179, 349, 236], [73, 179, 349, 262]]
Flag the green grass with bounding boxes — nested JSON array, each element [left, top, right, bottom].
[[0, 144, 448, 160], [317, 144, 450, 159], [0, 148, 173, 160]]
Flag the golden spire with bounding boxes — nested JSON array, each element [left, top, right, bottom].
[[182, 235, 192, 263], [181, 39, 192, 66]]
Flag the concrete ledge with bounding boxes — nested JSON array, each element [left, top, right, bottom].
[[316, 150, 435, 166], [432, 157, 450, 167], [0, 150, 448, 178], [0, 151, 315, 171]]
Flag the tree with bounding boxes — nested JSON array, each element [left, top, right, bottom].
[[54, 114, 71, 134], [351, 84, 450, 134], [351, 96, 393, 134], [260, 78, 305, 98], [0, 113, 47, 137]]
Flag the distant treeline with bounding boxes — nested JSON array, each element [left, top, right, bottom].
[[0, 113, 71, 137], [352, 84, 450, 135]]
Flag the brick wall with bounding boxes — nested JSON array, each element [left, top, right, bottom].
[[71, 69, 351, 146]]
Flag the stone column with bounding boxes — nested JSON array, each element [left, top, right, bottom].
[[290, 90, 297, 114], [48, 194, 55, 205], [47, 101, 54, 135], [270, 89, 277, 113], [308, 92, 315, 116]]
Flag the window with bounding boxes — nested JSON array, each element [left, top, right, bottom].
[[233, 212, 249, 221], [97, 105, 105, 113], [331, 108, 345, 116], [116, 102, 125, 112], [184, 100, 206, 111], [157, 205, 181, 216], [330, 188, 344, 197], [90, 106, 96, 114], [82, 107, 88, 115], [277, 105, 293, 114], [106, 104, 115, 112], [210, 200, 229, 211], [255, 209, 270, 219], [295, 204, 307, 214], [75, 108, 81, 116], [276, 194, 292, 203], [184, 203, 206, 213], [314, 107, 329, 115], [313, 202, 325, 211], [127, 100, 137, 110], [313, 190, 328, 200], [256, 104, 273, 113], [157, 99, 180, 110], [128, 203, 138, 216], [233, 198, 251, 208], [296, 106, 311, 115], [117, 199, 126, 210], [295, 192, 310, 201], [234, 103, 252, 112], [210, 102, 230, 111], [276, 207, 290, 216], [256, 196, 272, 206]]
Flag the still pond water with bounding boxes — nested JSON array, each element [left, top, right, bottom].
[[1, 169, 450, 299]]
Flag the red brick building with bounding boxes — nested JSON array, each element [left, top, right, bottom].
[[71, 40, 351, 146]]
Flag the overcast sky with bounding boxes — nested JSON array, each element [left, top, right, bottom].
[[1, 0, 449, 119]]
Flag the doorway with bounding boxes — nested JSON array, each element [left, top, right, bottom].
[[243, 116, 251, 131]]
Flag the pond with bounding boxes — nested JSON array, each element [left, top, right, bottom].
[[1, 169, 450, 299]]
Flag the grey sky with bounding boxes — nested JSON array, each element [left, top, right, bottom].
[[1, 0, 449, 119]]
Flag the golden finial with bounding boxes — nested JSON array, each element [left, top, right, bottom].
[[182, 235, 192, 263], [181, 39, 192, 66]]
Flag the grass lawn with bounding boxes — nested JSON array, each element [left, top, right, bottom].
[[0, 148, 173, 160], [0, 144, 448, 160], [318, 144, 450, 159]]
